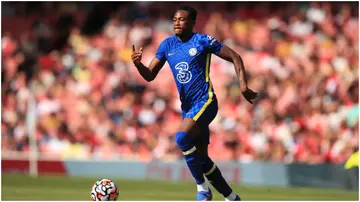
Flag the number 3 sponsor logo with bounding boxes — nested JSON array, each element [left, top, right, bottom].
[[175, 62, 192, 84]]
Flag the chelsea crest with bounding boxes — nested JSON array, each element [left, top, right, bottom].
[[189, 48, 197, 56]]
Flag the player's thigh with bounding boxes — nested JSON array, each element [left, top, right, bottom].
[[178, 118, 202, 138], [177, 118, 211, 146], [181, 99, 218, 130], [193, 99, 218, 127]]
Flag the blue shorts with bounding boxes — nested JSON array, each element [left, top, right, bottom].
[[181, 98, 218, 144]]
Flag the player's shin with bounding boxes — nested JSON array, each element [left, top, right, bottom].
[[201, 157, 240, 200], [175, 132, 208, 191]]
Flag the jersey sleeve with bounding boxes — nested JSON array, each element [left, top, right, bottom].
[[155, 39, 167, 61], [204, 34, 223, 55]]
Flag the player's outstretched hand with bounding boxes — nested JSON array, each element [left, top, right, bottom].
[[241, 88, 258, 104], [131, 45, 143, 66]]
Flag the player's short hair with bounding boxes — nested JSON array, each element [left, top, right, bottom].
[[176, 5, 197, 23]]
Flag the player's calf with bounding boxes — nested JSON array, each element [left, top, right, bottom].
[[176, 131, 205, 185], [201, 156, 241, 201], [176, 131, 212, 201]]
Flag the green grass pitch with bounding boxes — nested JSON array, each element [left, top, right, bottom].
[[1, 173, 358, 200]]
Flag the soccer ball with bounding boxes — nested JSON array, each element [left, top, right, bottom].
[[90, 179, 119, 201]]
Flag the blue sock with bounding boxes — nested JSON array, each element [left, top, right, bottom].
[[201, 157, 233, 197], [176, 131, 205, 185]]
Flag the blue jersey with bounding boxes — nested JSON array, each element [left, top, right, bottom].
[[155, 33, 223, 106]]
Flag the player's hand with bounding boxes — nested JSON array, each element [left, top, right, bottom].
[[131, 45, 143, 66], [241, 88, 258, 104]]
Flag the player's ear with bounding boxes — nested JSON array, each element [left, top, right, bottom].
[[191, 20, 196, 28]]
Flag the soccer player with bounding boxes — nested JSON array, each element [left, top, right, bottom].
[[131, 5, 258, 201]]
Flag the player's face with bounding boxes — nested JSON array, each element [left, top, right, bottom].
[[173, 10, 193, 36]]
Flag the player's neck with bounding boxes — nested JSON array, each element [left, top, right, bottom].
[[177, 32, 195, 42]]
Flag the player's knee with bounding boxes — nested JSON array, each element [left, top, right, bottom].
[[175, 132, 193, 152], [195, 143, 208, 159], [175, 132, 189, 147]]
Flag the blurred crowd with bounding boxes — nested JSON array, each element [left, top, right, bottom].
[[2, 2, 359, 164]]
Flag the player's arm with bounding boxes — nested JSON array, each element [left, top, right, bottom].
[[131, 45, 166, 82], [217, 45, 258, 104], [217, 46, 248, 91]]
